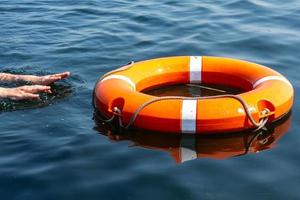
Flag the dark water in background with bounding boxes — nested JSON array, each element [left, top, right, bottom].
[[0, 1, 299, 199]]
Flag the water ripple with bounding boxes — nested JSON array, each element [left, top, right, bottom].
[[0, 0, 300, 199]]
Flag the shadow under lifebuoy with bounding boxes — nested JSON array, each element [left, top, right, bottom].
[[93, 111, 292, 163]]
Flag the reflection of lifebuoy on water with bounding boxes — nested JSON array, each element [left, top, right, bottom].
[[94, 112, 291, 163]]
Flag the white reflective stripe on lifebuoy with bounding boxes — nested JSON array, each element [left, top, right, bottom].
[[189, 56, 202, 83], [101, 75, 136, 91], [181, 100, 197, 133], [180, 147, 197, 162], [253, 75, 292, 88], [180, 135, 197, 162]]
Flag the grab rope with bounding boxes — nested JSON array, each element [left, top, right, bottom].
[[98, 94, 270, 132]]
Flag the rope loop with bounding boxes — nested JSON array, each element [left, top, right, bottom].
[[106, 95, 271, 132]]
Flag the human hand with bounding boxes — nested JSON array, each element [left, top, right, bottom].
[[0, 85, 51, 100], [18, 72, 70, 85]]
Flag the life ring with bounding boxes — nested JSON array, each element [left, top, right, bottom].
[[93, 56, 294, 134]]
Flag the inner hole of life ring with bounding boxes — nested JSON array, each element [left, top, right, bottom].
[[143, 83, 244, 97]]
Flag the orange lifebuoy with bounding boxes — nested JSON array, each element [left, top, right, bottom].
[[93, 56, 294, 134]]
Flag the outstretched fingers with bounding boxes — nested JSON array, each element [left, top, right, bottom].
[[39, 71, 71, 85], [19, 92, 40, 100], [50, 72, 70, 79], [43, 76, 62, 83], [2, 85, 53, 100], [19, 85, 52, 93], [1, 71, 71, 100]]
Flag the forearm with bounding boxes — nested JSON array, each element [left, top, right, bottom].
[[0, 73, 37, 83], [0, 73, 19, 82], [0, 87, 10, 99], [0, 85, 50, 100]]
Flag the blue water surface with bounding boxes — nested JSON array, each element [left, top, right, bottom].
[[0, 1, 300, 199]]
